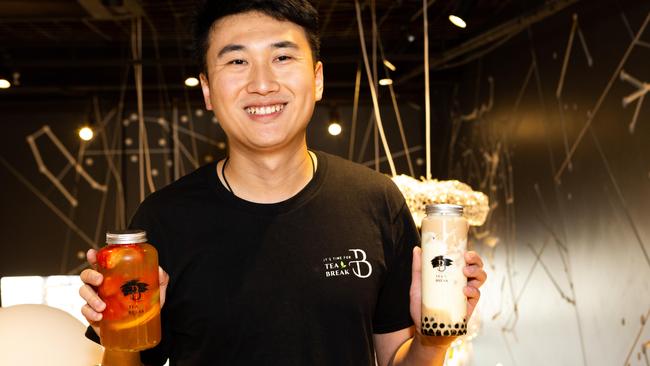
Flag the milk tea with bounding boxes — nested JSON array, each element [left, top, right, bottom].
[[420, 204, 468, 336]]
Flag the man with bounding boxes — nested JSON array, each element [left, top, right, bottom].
[[79, 1, 486, 365]]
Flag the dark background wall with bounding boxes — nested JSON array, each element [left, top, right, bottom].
[[445, 1, 650, 365]]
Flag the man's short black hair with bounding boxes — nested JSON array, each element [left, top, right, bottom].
[[193, 0, 320, 73]]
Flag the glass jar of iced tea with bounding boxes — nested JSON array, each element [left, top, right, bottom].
[[97, 230, 161, 351]]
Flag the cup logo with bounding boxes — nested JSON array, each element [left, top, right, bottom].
[[121, 279, 149, 301], [431, 256, 453, 272]]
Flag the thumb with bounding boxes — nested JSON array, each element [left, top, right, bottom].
[[159, 267, 169, 308]]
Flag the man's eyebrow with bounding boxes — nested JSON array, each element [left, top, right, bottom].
[[271, 41, 299, 50], [217, 44, 245, 58]]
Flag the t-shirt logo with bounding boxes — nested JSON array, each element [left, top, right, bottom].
[[348, 249, 373, 278], [322, 249, 373, 279]]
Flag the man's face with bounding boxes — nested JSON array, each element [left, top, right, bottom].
[[200, 11, 324, 153]]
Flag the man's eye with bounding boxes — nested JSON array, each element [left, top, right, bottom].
[[228, 59, 247, 65], [276, 55, 293, 62]]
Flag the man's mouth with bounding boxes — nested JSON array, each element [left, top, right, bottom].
[[244, 103, 286, 116]]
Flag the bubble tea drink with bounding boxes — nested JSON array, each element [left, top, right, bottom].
[[420, 204, 468, 336], [97, 230, 161, 351]]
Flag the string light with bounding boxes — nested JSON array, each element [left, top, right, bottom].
[[379, 78, 393, 86], [184, 77, 199, 87], [0, 79, 10, 89], [328, 123, 342, 136], [449, 15, 467, 29], [383, 59, 397, 72], [78, 127, 94, 141]]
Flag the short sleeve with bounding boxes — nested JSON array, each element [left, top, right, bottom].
[[372, 200, 421, 334]]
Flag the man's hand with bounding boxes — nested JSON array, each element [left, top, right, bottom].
[[78, 249, 170, 336], [409, 247, 487, 347]]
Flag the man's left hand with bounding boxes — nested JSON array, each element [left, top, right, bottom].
[[409, 247, 487, 346]]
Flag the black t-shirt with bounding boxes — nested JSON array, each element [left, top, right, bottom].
[[90, 151, 420, 365]]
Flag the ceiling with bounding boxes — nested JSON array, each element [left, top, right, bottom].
[[0, 0, 546, 104]]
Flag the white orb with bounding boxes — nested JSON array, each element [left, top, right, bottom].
[[328, 122, 342, 136]]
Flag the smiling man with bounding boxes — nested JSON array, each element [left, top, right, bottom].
[[78, 1, 486, 365]]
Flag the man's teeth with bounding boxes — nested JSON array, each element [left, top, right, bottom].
[[245, 104, 285, 115]]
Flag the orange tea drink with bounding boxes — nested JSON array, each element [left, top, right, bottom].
[[97, 230, 161, 351]]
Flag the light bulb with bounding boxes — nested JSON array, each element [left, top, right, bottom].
[[184, 77, 199, 87], [383, 59, 396, 72], [0, 79, 10, 89], [449, 15, 467, 28], [328, 123, 342, 136], [79, 127, 94, 141]]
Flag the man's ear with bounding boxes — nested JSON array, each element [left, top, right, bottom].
[[314, 61, 324, 102], [200, 73, 213, 110]]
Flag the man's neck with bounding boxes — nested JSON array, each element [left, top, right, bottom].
[[217, 143, 316, 203]]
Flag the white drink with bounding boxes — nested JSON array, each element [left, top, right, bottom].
[[420, 204, 468, 336]]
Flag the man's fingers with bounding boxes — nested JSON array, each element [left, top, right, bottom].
[[463, 285, 481, 300], [159, 267, 169, 287], [81, 303, 103, 322], [464, 251, 484, 268], [79, 284, 106, 312], [86, 249, 98, 266], [79, 268, 103, 287], [463, 264, 487, 284]]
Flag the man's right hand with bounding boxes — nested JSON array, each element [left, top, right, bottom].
[[79, 249, 170, 336]]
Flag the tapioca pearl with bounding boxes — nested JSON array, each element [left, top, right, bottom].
[[444, 330, 450, 336], [436, 330, 442, 336], [424, 317, 428, 322], [454, 323, 459, 329], [450, 330, 457, 336], [440, 323, 445, 328], [432, 323, 437, 329]]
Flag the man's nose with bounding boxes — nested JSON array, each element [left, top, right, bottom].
[[247, 63, 280, 95]]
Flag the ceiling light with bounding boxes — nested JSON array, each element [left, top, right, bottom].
[[78, 127, 94, 141], [0, 79, 10, 89], [449, 15, 467, 28], [449, 0, 474, 29], [407, 34, 415, 42], [328, 123, 342, 136], [383, 59, 396, 72], [184, 77, 199, 87], [379, 78, 393, 86]]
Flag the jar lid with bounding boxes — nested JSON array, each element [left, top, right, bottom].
[[425, 203, 463, 216], [106, 229, 147, 245]]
